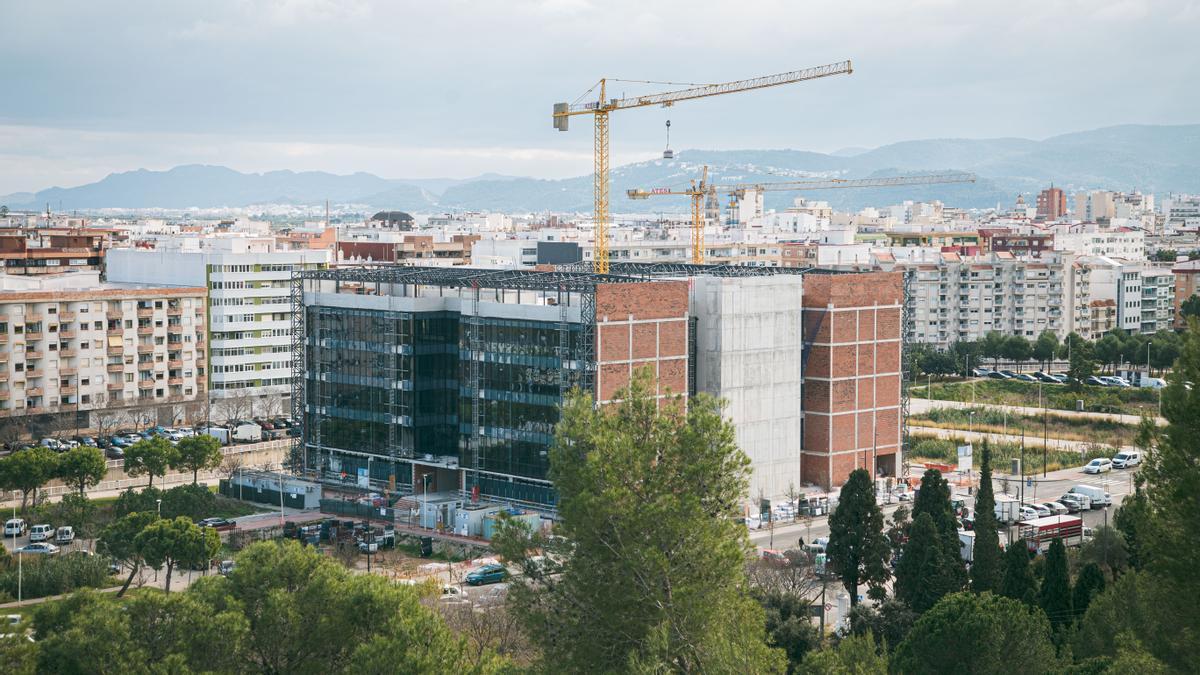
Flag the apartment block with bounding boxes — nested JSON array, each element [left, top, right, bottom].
[[1036, 187, 1067, 221], [1172, 259, 1200, 328], [337, 235, 481, 267], [0, 228, 108, 275], [0, 272, 206, 426], [880, 252, 1070, 350], [106, 237, 330, 410]]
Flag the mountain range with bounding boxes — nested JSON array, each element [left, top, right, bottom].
[[3, 124, 1197, 214]]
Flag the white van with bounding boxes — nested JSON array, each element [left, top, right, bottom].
[[1083, 458, 1113, 474], [3, 518, 26, 537], [1139, 377, 1167, 389], [1059, 493, 1091, 512], [1112, 450, 1142, 469], [28, 524, 53, 543], [1069, 485, 1112, 508]]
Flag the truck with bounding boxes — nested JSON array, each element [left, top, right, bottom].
[[994, 495, 1021, 524], [959, 530, 975, 563], [1018, 515, 1085, 553], [202, 427, 230, 444], [232, 422, 262, 443]]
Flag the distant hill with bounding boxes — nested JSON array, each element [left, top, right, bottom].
[[3, 124, 1197, 213]]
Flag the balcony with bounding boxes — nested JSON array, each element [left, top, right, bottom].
[[60, 385, 77, 395], [59, 367, 77, 376], [108, 382, 124, 391], [25, 368, 43, 378], [137, 326, 153, 336], [0, 391, 8, 400], [137, 308, 154, 318], [58, 348, 76, 358], [137, 344, 155, 354], [57, 312, 76, 321], [106, 312, 123, 321], [168, 377, 183, 386], [0, 333, 6, 343], [0, 373, 7, 382], [25, 331, 43, 341], [137, 380, 154, 389], [167, 306, 182, 316], [168, 341, 183, 350], [107, 363, 124, 373], [107, 328, 124, 336], [25, 350, 43, 359], [58, 328, 76, 338], [168, 359, 183, 368], [24, 314, 42, 323], [25, 387, 42, 396]]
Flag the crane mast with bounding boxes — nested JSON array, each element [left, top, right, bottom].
[[553, 61, 852, 273]]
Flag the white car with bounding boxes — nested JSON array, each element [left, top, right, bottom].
[[15, 542, 59, 556], [1112, 450, 1142, 469], [28, 524, 53, 542], [1029, 504, 1052, 518], [1019, 506, 1040, 521], [3, 518, 26, 537], [1084, 458, 1113, 474]]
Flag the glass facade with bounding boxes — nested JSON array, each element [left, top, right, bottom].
[[304, 306, 585, 507]]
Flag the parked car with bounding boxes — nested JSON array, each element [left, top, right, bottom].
[[197, 517, 237, 531], [1048, 373, 1069, 383], [1100, 376, 1131, 388], [971, 368, 993, 377], [15, 542, 59, 556], [77, 437, 97, 447], [1083, 458, 1113, 474], [1033, 372, 1058, 383], [28, 524, 54, 542], [1029, 504, 1052, 518], [1112, 450, 1142, 469], [465, 563, 509, 586], [1013, 373, 1038, 382], [39, 438, 61, 451], [1084, 376, 1107, 386], [105, 446, 125, 459], [1040, 502, 1069, 516], [1019, 506, 1040, 521], [987, 371, 1011, 380], [1139, 377, 1167, 389], [218, 560, 236, 576], [1060, 492, 1091, 512], [3, 518, 27, 537], [55, 526, 75, 544]]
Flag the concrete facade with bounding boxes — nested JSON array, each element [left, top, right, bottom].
[[691, 275, 805, 501]]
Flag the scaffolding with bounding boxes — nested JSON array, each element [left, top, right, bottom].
[[900, 268, 915, 479], [289, 270, 306, 475]]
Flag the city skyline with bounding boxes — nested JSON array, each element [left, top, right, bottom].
[[2, 0, 1198, 194]]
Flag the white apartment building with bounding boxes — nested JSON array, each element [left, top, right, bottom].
[[1164, 195, 1200, 231], [1054, 225, 1145, 261], [1078, 258, 1174, 335], [877, 251, 1072, 350], [0, 272, 207, 426], [106, 237, 330, 411]]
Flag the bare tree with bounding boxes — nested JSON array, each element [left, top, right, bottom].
[[215, 392, 255, 423], [745, 551, 822, 601], [93, 396, 122, 440], [124, 406, 156, 431], [220, 450, 245, 481], [0, 418, 23, 448], [257, 394, 284, 420], [181, 399, 207, 427], [438, 601, 537, 667]]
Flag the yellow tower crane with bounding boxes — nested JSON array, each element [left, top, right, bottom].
[[627, 171, 977, 263], [552, 61, 853, 274]]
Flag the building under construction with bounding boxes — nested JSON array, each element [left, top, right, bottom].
[[292, 262, 903, 511]]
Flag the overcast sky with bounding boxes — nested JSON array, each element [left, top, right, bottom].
[[1, 0, 1198, 194]]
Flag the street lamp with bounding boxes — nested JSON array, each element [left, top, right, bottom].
[[156, 499, 162, 519]]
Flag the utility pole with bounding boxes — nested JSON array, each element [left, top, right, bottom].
[[1020, 429, 1026, 506], [1041, 381, 1048, 477]]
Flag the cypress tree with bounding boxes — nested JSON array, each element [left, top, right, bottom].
[[1072, 562, 1106, 619], [970, 443, 1002, 593], [827, 468, 892, 606], [911, 468, 967, 592], [894, 513, 958, 614], [1000, 539, 1037, 605], [1039, 538, 1073, 633]]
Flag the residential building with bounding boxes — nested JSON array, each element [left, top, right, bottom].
[[979, 228, 1054, 258], [1036, 187, 1067, 221], [0, 228, 108, 276], [1164, 195, 1200, 231], [1139, 268, 1175, 334], [878, 251, 1071, 350], [295, 263, 903, 510], [0, 271, 206, 428], [1055, 225, 1144, 260], [105, 237, 330, 412], [1172, 259, 1200, 327], [337, 235, 481, 267]]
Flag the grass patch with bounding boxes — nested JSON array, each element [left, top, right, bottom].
[[909, 433, 1114, 474], [912, 378, 1161, 416], [910, 406, 1139, 447]]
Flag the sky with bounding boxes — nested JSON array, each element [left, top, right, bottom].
[[1, 0, 1198, 195]]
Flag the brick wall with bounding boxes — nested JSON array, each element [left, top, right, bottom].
[[801, 272, 904, 489], [594, 281, 689, 402]]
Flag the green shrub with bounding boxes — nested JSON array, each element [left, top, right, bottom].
[[0, 552, 114, 599]]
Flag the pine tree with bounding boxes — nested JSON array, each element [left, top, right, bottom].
[[911, 468, 967, 591], [894, 513, 959, 614], [827, 468, 892, 606], [1039, 538, 1073, 633], [1000, 540, 1037, 605], [1072, 562, 1106, 619], [970, 443, 1002, 593]]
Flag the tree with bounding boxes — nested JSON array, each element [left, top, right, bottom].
[[1072, 571, 1190, 673], [796, 631, 889, 675], [918, 349, 958, 376], [892, 592, 1057, 675], [1180, 294, 1200, 320], [1067, 338, 1096, 388], [756, 590, 821, 672], [92, 401, 121, 442], [1078, 525, 1128, 579], [1002, 335, 1033, 372], [56, 445, 107, 496], [1113, 483, 1148, 570], [1072, 562, 1105, 619], [1094, 333, 1123, 374], [215, 392, 255, 423], [124, 436, 176, 489], [135, 516, 220, 593], [172, 434, 223, 484], [910, 468, 967, 591], [846, 599, 916, 651], [1038, 538, 1073, 635], [98, 510, 159, 596], [0, 446, 59, 509], [1000, 540, 1037, 605], [970, 443, 1002, 594], [491, 372, 785, 673], [981, 331, 1006, 369], [894, 513, 960, 614], [1032, 331, 1059, 371], [826, 468, 892, 606]]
